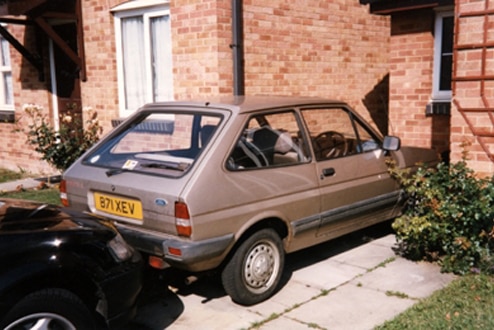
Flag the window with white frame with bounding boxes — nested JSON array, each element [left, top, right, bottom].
[[432, 10, 454, 102], [113, 1, 173, 117], [0, 33, 14, 111]]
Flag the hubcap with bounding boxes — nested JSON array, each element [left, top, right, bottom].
[[243, 240, 280, 294], [5, 313, 76, 330]]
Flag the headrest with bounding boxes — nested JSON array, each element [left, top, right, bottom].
[[274, 131, 293, 153]]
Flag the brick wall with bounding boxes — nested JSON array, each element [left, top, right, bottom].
[[242, 0, 390, 122], [0, 24, 55, 175], [388, 9, 450, 160], [172, 0, 233, 97], [172, 0, 390, 127], [80, 0, 121, 133], [1, 0, 390, 175], [451, 0, 494, 176]]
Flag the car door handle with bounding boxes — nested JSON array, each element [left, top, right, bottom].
[[321, 167, 335, 177]]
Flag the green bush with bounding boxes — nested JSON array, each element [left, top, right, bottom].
[[389, 156, 494, 275], [17, 104, 102, 172]]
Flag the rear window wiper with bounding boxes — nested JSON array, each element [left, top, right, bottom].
[[106, 168, 134, 177], [140, 162, 190, 171]]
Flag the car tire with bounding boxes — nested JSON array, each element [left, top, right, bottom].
[[1, 288, 98, 330], [221, 228, 285, 306]]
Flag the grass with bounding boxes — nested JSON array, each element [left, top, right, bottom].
[[376, 274, 494, 329], [0, 168, 27, 182], [0, 167, 61, 205], [0, 188, 61, 205]]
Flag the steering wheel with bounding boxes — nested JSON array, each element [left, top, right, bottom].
[[313, 131, 348, 159]]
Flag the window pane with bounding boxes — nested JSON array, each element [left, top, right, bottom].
[[3, 72, 12, 105], [0, 36, 12, 106], [1, 38, 10, 66], [355, 119, 379, 152], [302, 108, 359, 160], [228, 111, 308, 169], [151, 15, 173, 102], [439, 16, 454, 91], [121, 16, 146, 110]]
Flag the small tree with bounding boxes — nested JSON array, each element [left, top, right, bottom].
[[388, 151, 494, 275], [17, 104, 103, 172]]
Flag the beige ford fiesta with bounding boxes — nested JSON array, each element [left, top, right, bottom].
[[61, 95, 438, 305]]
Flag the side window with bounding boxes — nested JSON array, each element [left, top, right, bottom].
[[227, 111, 309, 170], [355, 119, 380, 152], [301, 108, 379, 161]]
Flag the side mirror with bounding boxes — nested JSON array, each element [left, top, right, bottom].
[[382, 136, 401, 151]]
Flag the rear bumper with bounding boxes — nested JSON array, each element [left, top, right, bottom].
[[116, 224, 235, 272]]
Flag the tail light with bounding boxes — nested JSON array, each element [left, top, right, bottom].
[[175, 201, 191, 237], [59, 180, 69, 207]]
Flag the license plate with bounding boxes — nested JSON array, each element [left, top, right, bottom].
[[93, 192, 143, 220]]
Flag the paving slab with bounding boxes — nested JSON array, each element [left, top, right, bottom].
[[330, 237, 397, 270], [351, 257, 457, 299], [276, 283, 417, 330]]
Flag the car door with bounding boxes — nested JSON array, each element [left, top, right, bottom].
[[217, 109, 322, 247], [300, 106, 400, 239]]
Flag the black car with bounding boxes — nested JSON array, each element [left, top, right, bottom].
[[0, 198, 143, 329]]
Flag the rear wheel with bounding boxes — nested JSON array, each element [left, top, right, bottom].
[[221, 228, 284, 305], [1, 288, 98, 330]]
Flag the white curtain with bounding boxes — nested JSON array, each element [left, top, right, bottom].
[[122, 16, 146, 110], [151, 15, 173, 102], [0, 37, 12, 105]]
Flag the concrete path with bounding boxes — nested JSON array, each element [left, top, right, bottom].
[[128, 234, 457, 330], [0, 177, 44, 193]]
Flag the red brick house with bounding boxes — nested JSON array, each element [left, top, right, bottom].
[[0, 0, 392, 175], [361, 0, 494, 176], [5, 0, 491, 177]]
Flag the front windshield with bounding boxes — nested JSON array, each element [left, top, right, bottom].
[[83, 111, 222, 177]]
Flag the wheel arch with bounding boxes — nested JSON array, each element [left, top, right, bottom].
[[0, 263, 103, 322], [221, 216, 289, 269]]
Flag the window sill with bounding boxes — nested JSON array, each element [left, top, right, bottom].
[[426, 102, 451, 116], [0, 110, 14, 123]]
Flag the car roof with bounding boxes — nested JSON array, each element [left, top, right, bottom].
[[140, 95, 348, 114]]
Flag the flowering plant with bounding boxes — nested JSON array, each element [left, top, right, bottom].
[[18, 103, 103, 172]]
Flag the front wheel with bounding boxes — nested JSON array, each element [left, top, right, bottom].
[[1, 288, 98, 330], [221, 228, 285, 306]]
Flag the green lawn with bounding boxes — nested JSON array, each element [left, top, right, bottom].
[[377, 274, 494, 329], [0, 168, 27, 182], [0, 168, 61, 205], [0, 188, 61, 205]]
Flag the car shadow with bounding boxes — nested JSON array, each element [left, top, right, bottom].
[[124, 221, 394, 329], [286, 220, 394, 272]]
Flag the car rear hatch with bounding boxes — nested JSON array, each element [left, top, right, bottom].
[[63, 165, 185, 235], [62, 106, 226, 237]]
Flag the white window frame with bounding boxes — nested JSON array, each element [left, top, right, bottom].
[[432, 10, 454, 102], [0, 29, 14, 111], [112, 1, 172, 117]]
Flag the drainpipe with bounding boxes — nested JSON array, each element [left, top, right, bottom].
[[231, 0, 245, 96]]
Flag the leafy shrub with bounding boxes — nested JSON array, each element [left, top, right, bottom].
[[389, 156, 494, 275], [17, 104, 102, 172]]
